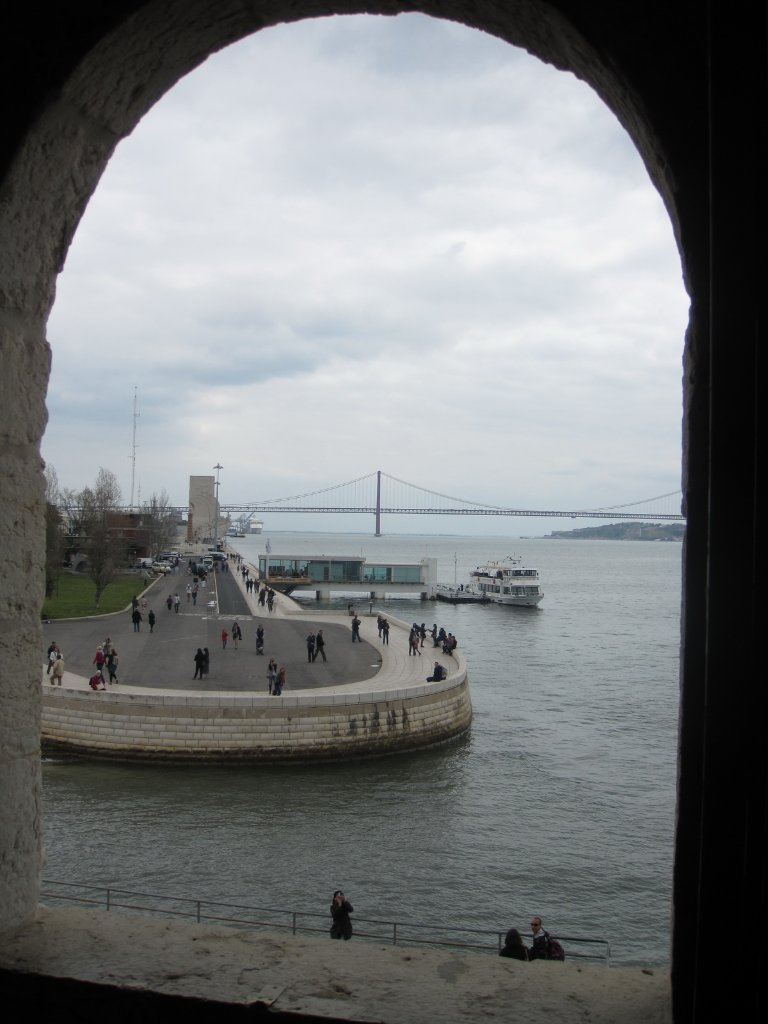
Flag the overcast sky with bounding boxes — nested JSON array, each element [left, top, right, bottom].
[[43, 13, 688, 536]]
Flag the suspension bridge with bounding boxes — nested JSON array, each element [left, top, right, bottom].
[[215, 471, 684, 536]]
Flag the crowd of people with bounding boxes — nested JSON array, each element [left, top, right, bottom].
[[43, 552, 459, 698]]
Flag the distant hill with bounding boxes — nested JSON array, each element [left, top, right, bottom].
[[547, 522, 684, 541]]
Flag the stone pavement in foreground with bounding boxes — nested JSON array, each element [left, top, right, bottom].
[[41, 559, 464, 699]]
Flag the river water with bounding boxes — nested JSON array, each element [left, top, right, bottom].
[[41, 532, 681, 966]]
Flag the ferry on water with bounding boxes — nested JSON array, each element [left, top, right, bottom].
[[432, 556, 544, 607]]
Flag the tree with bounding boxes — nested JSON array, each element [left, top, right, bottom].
[[75, 468, 125, 606], [143, 490, 175, 558]]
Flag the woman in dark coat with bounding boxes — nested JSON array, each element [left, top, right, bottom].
[[330, 890, 353, 940], [193, 648, 205, 679], [499, 928, 529, 960]]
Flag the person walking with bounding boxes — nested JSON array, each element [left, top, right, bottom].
[[106, 648, 119, 685], [221, 628, 228, 650], [148, 609, 156, 633], [202, 647, 210, 678], [267, 658, 277, 694], [132, 607, 142, 632], [173, 593, 180, 613], [232, 621, 242, 649], [381, 619, 389, 645], [46, 642, 60, 675], [306, 631, 316, 662], [351, 616, 361, 642], [50, 655, 65, 685], [329, 890, 354, 940], [193, 648, 205, 679], [313, 629, 327, 662], [93, 646, 106, 677], [273, 666, 286, 695]]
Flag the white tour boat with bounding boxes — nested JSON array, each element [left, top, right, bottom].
[[432, 556, 544, 607]]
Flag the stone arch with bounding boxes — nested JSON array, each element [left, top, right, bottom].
[[2, 2, 764, 1020]]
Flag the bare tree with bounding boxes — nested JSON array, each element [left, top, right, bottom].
[[76, 468, 125, 606], [143, 490, 175, 558]]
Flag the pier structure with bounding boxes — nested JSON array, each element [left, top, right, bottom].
[[258, 553, 438, 601], [39, 560, 468, 763]]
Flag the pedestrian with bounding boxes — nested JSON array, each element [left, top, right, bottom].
[[255, 625, 265, 654], [273, 666, 286, 695], [232, 621, 242, 649], [46, 641, 60, 674], [267, 657, 277, 694], [377, 615, 384, 638], [221, 628, 228, 649], [173, 593, 180, 613], [351, 615, 361, 642], [408, 628, 421, 656], [381, 619, 389, 645], [106, 648, 119, 684], [202, 647, 210, 677], [193, 648, 205, 679], [148, 609, 156, 633], [419, 623, 427, 647], [499, 928, 529, 961], [93, 646, 106, 677], [528, 916, 565, 961], [132, 606, 142, 632], [313, 629, 327, 662], [166, 594, 173, 611], [50, 655, 65, 685], [306, 631, 316, 662], [329, 890, 354, 940], [186, 584, 191, 603]]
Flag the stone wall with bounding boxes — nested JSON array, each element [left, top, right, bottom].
[[41, 676, 472, 762]]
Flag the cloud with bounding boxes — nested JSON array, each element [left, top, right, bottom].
[[43, 13, 688, 534]]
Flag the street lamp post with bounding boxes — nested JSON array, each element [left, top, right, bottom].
[[213, 463, 223, 551]]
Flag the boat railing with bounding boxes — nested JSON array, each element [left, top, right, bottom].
[[39, 879, 610, 965]]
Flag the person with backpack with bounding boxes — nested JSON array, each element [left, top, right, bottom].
[[528, 916, 565, 961]]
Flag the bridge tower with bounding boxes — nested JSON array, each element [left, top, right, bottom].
[[375, 470, 382, 536]]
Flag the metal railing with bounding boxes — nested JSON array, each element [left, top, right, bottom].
[[39, 879, 610, 965]]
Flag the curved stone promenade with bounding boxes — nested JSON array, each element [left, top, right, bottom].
[[41, 562, 471, 762]]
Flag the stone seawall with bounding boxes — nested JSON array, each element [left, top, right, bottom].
[[41, 674, 472, 763]]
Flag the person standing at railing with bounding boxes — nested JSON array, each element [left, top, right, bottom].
[[330, 890, 354, 940], [499, 928, 529, 960], [528, 916, 565, 960]]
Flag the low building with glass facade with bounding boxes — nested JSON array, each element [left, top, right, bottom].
[[257, 554, 437, 600]]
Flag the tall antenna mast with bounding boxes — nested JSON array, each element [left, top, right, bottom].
[[130, 386, 139, 508]]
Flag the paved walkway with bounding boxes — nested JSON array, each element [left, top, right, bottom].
[[41, 560, 463, 697]]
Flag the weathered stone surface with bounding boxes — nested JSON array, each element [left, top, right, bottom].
[[0, 907, 671, 1024]]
